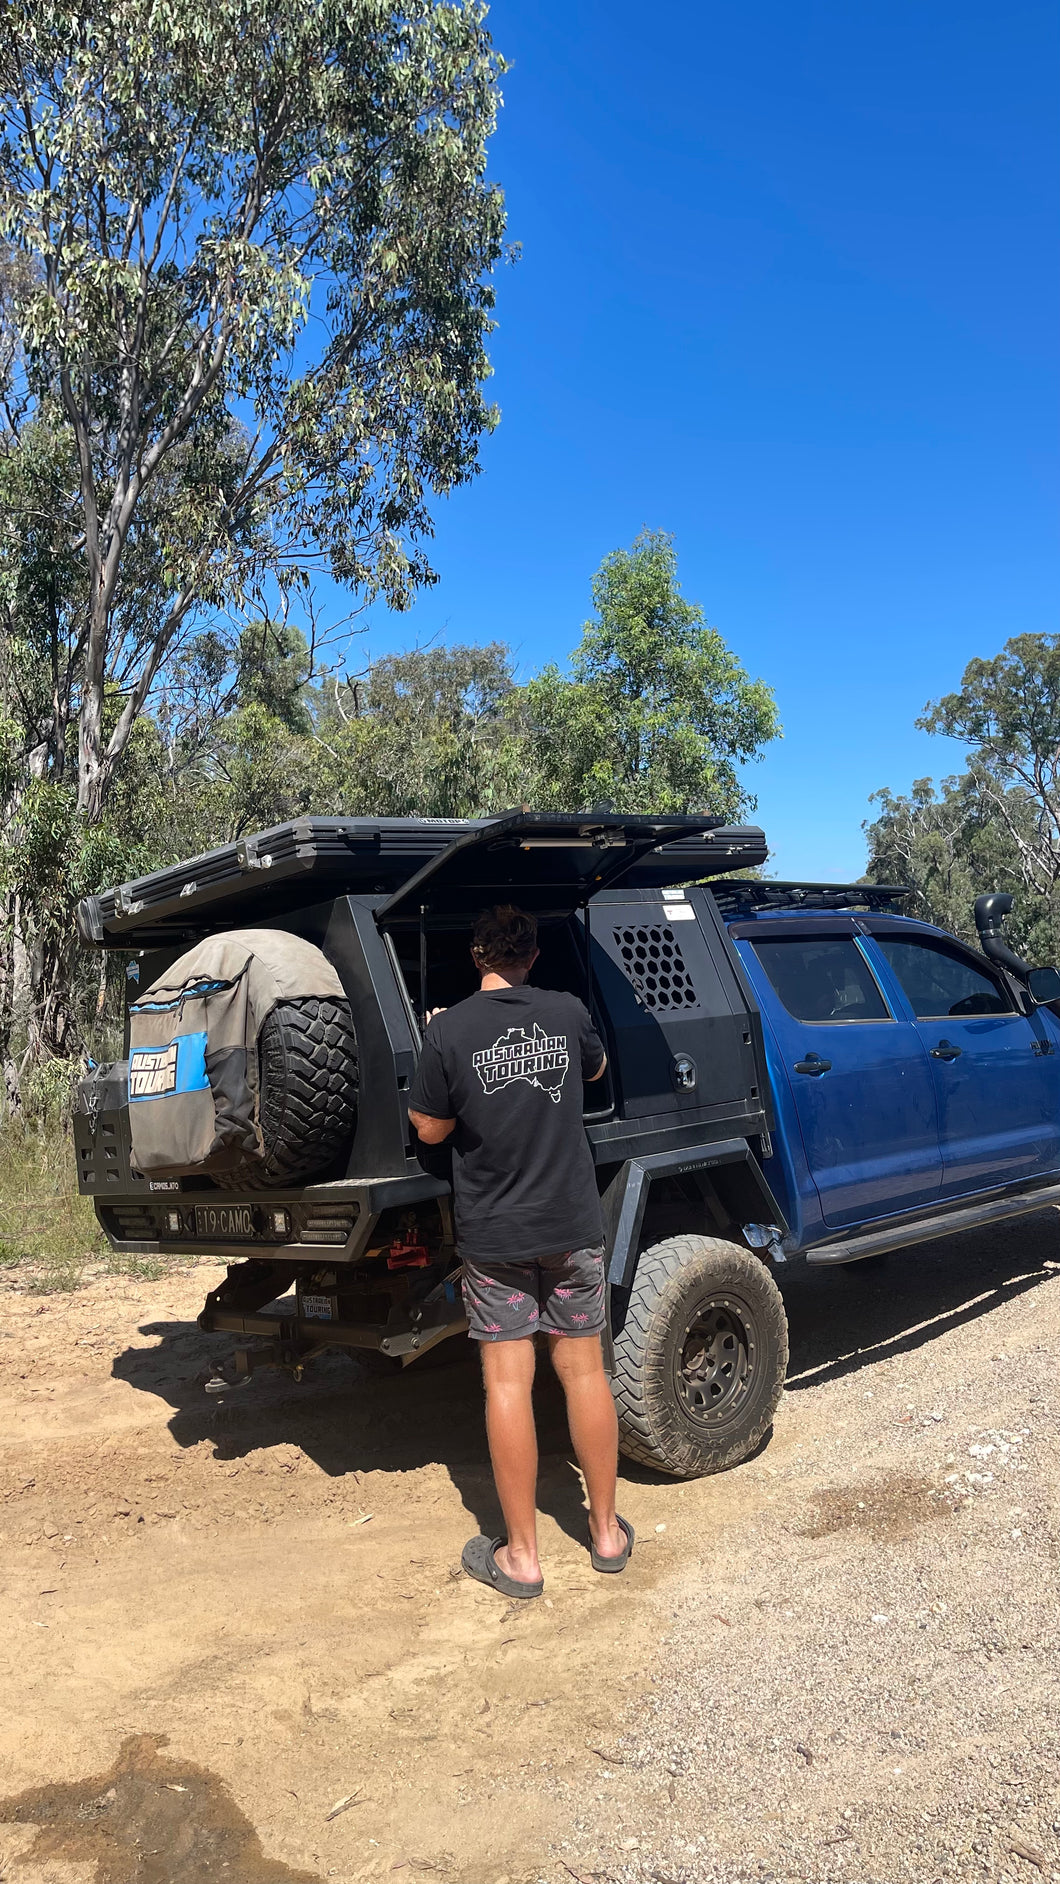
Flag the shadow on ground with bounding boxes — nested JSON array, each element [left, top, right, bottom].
[[112, 1316, 590, 1545], [780, 1207, 1060, 1389], [110, 1211, 1060, 1530]]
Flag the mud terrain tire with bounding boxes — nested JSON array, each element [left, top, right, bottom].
[[612, 1234, 788, 1477], [230, 996, 358, 1187]]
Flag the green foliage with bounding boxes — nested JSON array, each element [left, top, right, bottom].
[[0, 1123, 106, 1290], [1, 0, 508, 586], [0, 0, 511, 1086], [83, 536, 780, 857], [0, 775, 151, 1057], [2, 781, 137, 935], [865, 775, 1060, 961], [235, 622, 314, 735], [520, 532, 779, 814], [0, 0, 509, 817], [0, 414, 86, 787], [0, 1121, 175, 1290], [867, 635, 1060, 961], [309, 641, 523, 818], [919, 635, 1060, 897], [21, 1055, 84, 1130]]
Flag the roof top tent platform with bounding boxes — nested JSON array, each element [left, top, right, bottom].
[[77, 813, 769, 950]]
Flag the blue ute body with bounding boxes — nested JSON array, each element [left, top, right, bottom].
[[725, 903, 1060, 1258]]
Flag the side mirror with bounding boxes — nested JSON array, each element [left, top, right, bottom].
[[1027, 966, 1060, 1005]]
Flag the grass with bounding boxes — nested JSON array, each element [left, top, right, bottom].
[[0, 1124, 168, 1292]]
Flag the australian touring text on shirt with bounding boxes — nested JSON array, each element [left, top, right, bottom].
[[473, 1024, 570, 1100]]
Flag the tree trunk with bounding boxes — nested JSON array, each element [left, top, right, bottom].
[[77, 586, 109, 825], [0, 899, 22, 1121], [26, 925, 81, 1067]]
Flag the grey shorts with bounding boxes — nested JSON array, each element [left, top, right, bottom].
[[461, 1245, 607, 1343]]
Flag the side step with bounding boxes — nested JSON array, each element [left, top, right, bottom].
[[807, 1180, 1060, 1266]]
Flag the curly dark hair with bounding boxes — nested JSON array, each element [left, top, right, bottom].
[[471, 904, 539, 971]]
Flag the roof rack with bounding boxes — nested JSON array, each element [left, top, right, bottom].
[[708, 880, 912, 918]]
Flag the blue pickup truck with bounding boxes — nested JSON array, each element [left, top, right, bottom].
[[74, 811, 1060, 1477]]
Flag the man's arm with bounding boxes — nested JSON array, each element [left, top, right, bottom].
[[578, 1001, 608, 1083], [407, 1027, 455, 1146], [408, 1108, 456, 1145]]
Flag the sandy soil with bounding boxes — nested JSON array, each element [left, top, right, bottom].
[[1, 1215, 1058, 1884]]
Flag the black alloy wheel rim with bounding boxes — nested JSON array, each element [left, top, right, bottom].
[[674, 1294, 756, 1428]]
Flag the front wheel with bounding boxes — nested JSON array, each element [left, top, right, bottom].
[[611, 1234, 788, 1477]]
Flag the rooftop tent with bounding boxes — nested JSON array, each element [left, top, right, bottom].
[[373, 810, 733, 928]]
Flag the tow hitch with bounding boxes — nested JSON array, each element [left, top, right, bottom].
[[198, 1253, 467, 1391]]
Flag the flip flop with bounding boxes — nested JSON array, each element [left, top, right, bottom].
[[590, 1513, 635, 1574], [461, 1534, 543, 1600]]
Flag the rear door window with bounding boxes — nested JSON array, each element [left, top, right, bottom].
[[873, 936, 1014, 1018], [750, 937, 891, 1024]]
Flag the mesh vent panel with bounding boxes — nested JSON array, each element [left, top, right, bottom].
[[614, 924, 699, 1012]]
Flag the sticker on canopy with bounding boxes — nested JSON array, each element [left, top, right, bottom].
[[473, 1024, 570, 1104], [129, 1031, 209, 1101]]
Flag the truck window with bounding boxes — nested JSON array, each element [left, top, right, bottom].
[[751, 937, 891, 1023], [873, 936, 1014, 1018]]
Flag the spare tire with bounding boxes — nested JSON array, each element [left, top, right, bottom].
[[229, 995, 358, 1188], [128, 926, 358, 1185]]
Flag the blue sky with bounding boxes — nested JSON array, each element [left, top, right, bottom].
[[347, 0, 1059, 880]]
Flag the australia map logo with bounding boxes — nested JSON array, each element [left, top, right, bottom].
[[473, 1025, 570, 1104]]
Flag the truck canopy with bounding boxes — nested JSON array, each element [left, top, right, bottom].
[[78, 813, 768, 948], [376, 811, 745, 925]]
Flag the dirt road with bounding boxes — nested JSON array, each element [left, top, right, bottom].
[[1, 1215, 1058, 1883]]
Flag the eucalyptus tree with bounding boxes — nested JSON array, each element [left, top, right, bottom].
[[865, 635, 1060, 964], [919, 635, 1060, 898], [0, 0, 508, 824]]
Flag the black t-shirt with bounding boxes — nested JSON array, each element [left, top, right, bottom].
[[408, 984, 606, 1263]]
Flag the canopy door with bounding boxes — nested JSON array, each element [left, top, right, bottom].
[[374, 810, 727, 929]]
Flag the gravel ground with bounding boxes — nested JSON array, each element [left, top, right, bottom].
[[550, 1214, 1060, 1884]]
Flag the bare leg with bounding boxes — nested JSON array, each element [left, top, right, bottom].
[[480, 1338, 541, 1583], [549, 1334, 625, 1559]]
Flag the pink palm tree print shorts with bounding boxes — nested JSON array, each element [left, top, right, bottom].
[[461, 1245, 607, 1343]]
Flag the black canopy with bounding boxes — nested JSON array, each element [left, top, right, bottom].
[[374, 810, 730, 925], [77, 811, 768, 948]]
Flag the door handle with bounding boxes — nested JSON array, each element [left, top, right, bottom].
[[930, 1040, 963, 1061], [794, 1054, 831, 1076]]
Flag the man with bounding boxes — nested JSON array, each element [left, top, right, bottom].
[[408, 903, 633, 1600]]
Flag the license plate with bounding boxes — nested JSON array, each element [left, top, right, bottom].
[[193, 1204, 257, 1240], [300, 1294, 334, 1321]]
